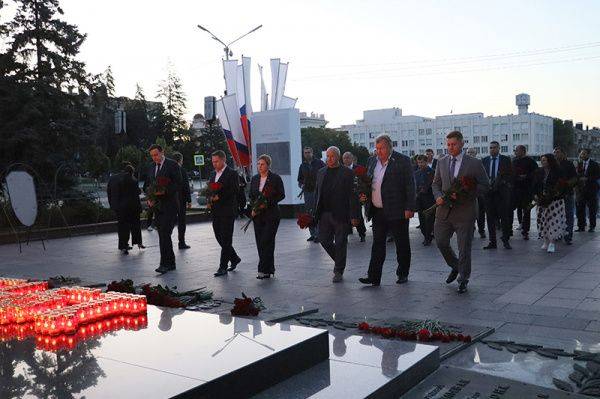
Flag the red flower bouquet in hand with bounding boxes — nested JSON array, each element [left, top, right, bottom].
[[353, 165, 372, 204], [296, 213, 315, 229], [201, 181, 223, 210], [145, 176, 171, 210], [241, 184, 274, 233], [424, 176, 477, 216]]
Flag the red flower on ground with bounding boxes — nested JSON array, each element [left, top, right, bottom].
[[358, 322, 370, 331], [417, 328, 431, 342]]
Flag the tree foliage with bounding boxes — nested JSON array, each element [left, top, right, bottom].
[[156, 66, 187, 143], [553, 118, 575, 156], [301, 127, 371, 165]]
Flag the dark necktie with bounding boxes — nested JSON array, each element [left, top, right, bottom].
[[155, 163, 161, 177], [450, 157, 457, 182], [490, 157, 497, 180]]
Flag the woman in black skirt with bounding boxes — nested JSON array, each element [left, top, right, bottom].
[[249, 155, 285, 279]]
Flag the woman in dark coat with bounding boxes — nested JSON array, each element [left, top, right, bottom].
[[534, 154, 566, 253], [248, 154, 285, 279], [108, 163, 145, 254]]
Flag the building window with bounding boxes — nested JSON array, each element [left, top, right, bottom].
[[501, 145, 508, 153], [501, 134, 508, 142], [360, 133, 365, 141], [369, 143, 375, 149], [419, 139, 426, 146], [369, 132, 376, 139], [473, 136, 480, 143], [437, 149, 444, 155], [481, 136, 488, 143], [409, 150, 415, 156], [392, 141, 398, 147], [513, 133, 520, 141], [419, 128, 425, 136], [426, 128, 432, 135], [454, 126, 461, 132], [521, 133, 528, 141], [426, 139, 432, 146], [409, 140, 415, 146], [353, 134, 359, 142], [481, 147, 487, 154]]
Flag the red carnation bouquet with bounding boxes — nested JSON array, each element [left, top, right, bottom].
[[424, 176, 477, 216], [296, 213, 314, 229], [353, 165, 372, 204], [201, 181, 223, 210], [241, 184, 274, 233], [145, 176, 171, 211], [230, 292, 265, 316]]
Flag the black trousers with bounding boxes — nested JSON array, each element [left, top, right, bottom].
[[416, 195, 435, 241], [514, 189, 532, 233], [117, 211, 142, 249], [577, 194, 598, 229], [146, 208, 154, 228], [177, 199, 187, 243], [476, 196, 486, 234], [367, 207, 411, 283], [155, 212, 176, 267], [253, 217, 280, 274], [485, 191, 512, 243], [318, 212, 349, 273], [212, 216, 240, 269]]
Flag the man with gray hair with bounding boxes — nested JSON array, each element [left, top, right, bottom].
[[314, 146, 360, 282], [358, 134, 416, 286]]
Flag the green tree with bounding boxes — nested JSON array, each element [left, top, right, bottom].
[[156, 66, 187, 143], [0, 0, 95, 192], [553, 118, 575, 157], [83, 145, 110, 178], [103, 65, 115, 97], [114, 145, 142, 170], [301, 127, 371, 165]]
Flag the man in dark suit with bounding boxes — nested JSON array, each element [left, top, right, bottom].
[[415, 155, 435, 246], [172, 152, 192, 249], [576, 148, 600, 232], [342, 151, 367, 242], [145, 144, 182, 274], [426, 148, 438, 171], [209, 150, 242, 277], [314, 146, 360, 283], [298, 147, 326, 243], [358, 134, 416, 286], [512, 145, 538, 240], [554, 147, 576, 244], [466, 147, 486, 238], [482, 141, 514, 249]]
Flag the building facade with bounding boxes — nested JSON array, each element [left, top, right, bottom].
[[341, 94, 554, 157], [300, 112, 328, 128], [574, 122, 600, 158]]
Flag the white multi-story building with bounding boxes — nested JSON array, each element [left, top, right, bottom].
[[300, 112, 328, 128], [341, 94, 554, 157]]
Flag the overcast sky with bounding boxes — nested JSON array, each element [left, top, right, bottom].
[[8, 0, 600, 127]]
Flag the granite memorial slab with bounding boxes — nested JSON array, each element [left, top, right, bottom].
[[0, 306, 329, 398], [404, 365, 589, 398]]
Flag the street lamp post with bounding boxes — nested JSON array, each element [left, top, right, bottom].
[[196, 24, 263, 61]]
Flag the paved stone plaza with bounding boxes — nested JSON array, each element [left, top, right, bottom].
[[2, 217, 600, 346]]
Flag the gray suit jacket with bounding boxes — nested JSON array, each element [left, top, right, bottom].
[[432, 154, 490, 220]]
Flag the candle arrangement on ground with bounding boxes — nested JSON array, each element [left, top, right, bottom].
[[0, 281, 148, 351], [107, 279, 213, 308]]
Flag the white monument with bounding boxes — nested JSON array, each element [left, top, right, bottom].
[[251, 108, 303, 206]]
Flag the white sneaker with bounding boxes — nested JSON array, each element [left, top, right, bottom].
[[541, 242, 548, 250], [547, 243, 556, 253]]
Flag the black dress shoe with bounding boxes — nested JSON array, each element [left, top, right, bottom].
[[307, 236, 314, 242], [358, 277, 380, 286], [138, 244, 146, 249], [502, 240, 512, 249], [179, 243, 191, 249], [423, 240, 432, 246], [457, 282, 468, 294], [214, 268, 228, 277], [479, 232, 486, 239], [227, 258, 241, 271], [576, 227, 585, 232], [396, 276, 408, 284], [155, 266, 168, 274], [590, 228, 595, 232], [446, 270, 458, 284], [483, 243, 497, 250], [121, 249, 129, 255], [522, 233, 529, 240], [313, 238, 320, 243], [565, 239, 573, 245]]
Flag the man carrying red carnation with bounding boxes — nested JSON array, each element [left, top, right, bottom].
[[432, 131, 489, 293], [145, 144, 183, 274], [343, 151, 367, 242], [209, 150, 242, 277]]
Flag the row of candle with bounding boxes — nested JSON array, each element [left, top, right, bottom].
[[34, 294, 147, 335], [0, 278, 27, 287], [0, 281, 48, 295], [35, 314, 148, 352]]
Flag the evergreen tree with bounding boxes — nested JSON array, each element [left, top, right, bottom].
[[156, 65, 187, 143], [104, 65, 115, 97], [0, 0, 95, 191]]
